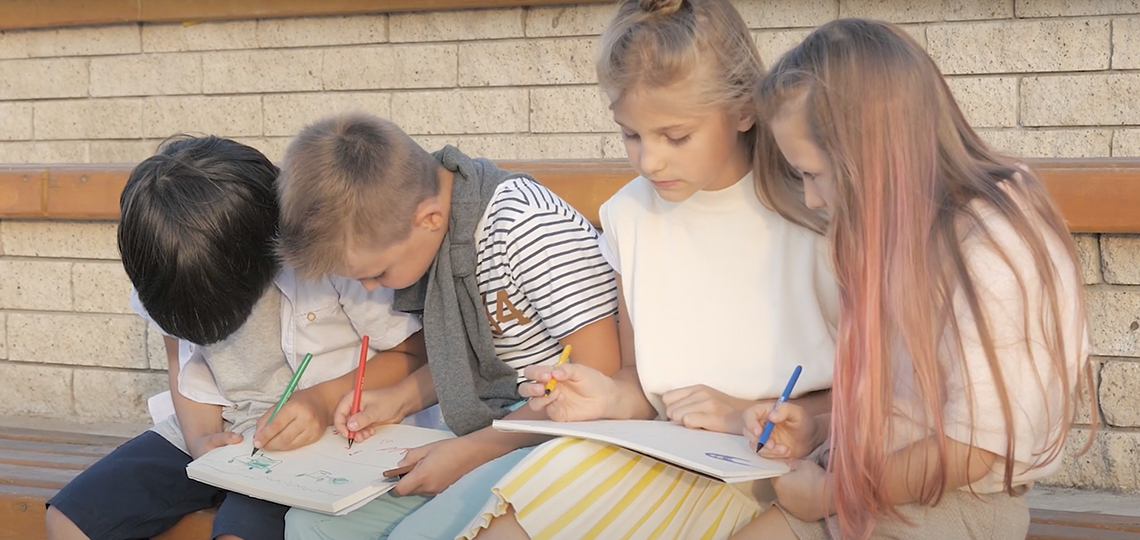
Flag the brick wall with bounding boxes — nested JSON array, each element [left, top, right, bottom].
[[1, 0, 1140, 491]]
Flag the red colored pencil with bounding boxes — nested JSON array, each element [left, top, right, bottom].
[[347, 335, 369, 449]]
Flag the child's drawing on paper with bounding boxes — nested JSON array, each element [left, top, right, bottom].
[[295, 470, 350, 485], [704, 452, 752, 467], [228, 454, 282, 473]]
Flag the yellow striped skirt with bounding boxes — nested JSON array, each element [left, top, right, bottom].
[[460, 437, 762, 540]]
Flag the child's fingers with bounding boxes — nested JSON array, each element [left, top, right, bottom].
[[518, 381, 548, 398], [661, 385, 698, 406], [521, 365, 555, 383], [743, 406, 775, 437], [759, 442, 790, 459]]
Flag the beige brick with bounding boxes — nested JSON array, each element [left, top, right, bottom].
[[0, 260, 72, 311], [1046, 428, 1140, 490], [1, 313, 7, 359], [531, 87, 613, 133], [1113, 129, 1140, 157], [410, 136, 460, 153], [73, 262, 132, 314], [526, 4, 615, 37], [0, 362, 73, 417], [263, 92, 391, 137], [1100, 360, 1140, 427], [0, 221, 119, 259], [0, 25, 139, 58], [841, 0, 1010, 22], [0, 57, 88, 99], [1074, 234, 1102, 285], [391, 8, 524, 42], [978, 129, 1112, 158], [603, 134, 627, 159], [392, 89, 528, 135], [736, 0, 838, 28], [257, 15, 387, 48], [323, 44, 457, 90], [142, 21, 257, 53], [0, 102, 33, 140], [927, 20, 1110, 75], [34, 99, 143, 140], [1023, 74, 1140, 127], [143, 96, 262, 138], [7, 313, 147, 369], [1101, 235, 1140, 284], [753, 29, 813, 65], [1017, 0, 1140, 17], [1086, 288, 1140, 357], [89, 140, 161, 163], [147, 324, 170, 371], [74, 368, 166, 421], [459, 134, 604, 160], [1113, 18, 1140, 69], [946, 77, 1018, 128], [90, 53, 201, 97], [0, 141, 88, 163], [203, 49, 322, 94], [460, 38, 595, 87], [229, 137, 293, 163]]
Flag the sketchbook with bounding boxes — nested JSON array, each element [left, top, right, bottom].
[[493, 419, 789, 483], [186, 424, 452, 515]]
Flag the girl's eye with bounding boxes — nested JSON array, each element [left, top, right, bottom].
[[799, 171, 816, 181], [621, 131, 640, 140], [667, 135, 691, 145]]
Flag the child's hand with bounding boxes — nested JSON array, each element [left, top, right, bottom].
[[333, 387, 409, 443], [662, 384, 753, 434], [743, 402, 817, 459], [771, 459, 833, 522], [187, 431, 243, 459], [252, 388, 329, 452], [387, 438, 491, 496], [520, 363, 618, 422]]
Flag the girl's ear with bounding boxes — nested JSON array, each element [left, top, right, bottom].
[[735, 98, 758, 133]]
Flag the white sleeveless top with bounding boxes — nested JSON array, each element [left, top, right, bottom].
[[599, 173, 839, 417]]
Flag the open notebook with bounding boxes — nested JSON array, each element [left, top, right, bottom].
[[493, 419, 789, 483], [187, 425, 452, 515]]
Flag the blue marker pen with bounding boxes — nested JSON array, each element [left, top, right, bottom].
[[757, 365, 803, 452]]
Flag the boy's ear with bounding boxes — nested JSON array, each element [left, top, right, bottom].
[[736, 100, 758, 133], [414, 198, 446, 232]]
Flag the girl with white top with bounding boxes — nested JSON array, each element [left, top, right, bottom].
[[462, 1, 838, 538], [735, 18, 1091, 540]]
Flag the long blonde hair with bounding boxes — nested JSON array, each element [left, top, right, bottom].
[[755, 19, 1092, 539], [598, 0, 764, 155]]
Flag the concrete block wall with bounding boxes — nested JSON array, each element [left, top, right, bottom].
[[2, 0, 1140, 491]]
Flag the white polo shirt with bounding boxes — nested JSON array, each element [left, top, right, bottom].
[[134, 266, 423, 422]]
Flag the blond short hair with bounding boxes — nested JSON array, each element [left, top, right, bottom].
[[277, 112, 439, 278]]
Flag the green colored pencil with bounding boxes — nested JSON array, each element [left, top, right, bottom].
[[251, 352, 314, 457]]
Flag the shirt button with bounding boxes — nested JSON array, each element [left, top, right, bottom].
[[306, 312, 316, 321]]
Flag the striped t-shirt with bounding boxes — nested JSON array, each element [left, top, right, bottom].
[[474, 176, 618, 381]]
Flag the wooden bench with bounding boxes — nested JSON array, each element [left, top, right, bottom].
[[4, 158, 1140, 539]]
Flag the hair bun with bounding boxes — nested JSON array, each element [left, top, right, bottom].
[[637, 0, 684, 16]]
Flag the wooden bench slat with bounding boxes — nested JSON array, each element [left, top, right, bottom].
[[1028, 523, 1140, 540], [0, 491, 52, 540], [0, 463, 80, 490], [0, 449, 100, 470], [0, 437, 122, 458], [0, 426, 128, 446], [1029, 508, 1140, 532]]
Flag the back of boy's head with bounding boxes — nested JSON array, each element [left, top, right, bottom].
[[276, 112, 439, 279], [118, 136, 280, 345], [598, 0, 761, 112]]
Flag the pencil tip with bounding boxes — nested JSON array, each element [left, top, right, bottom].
[[544, 389, 551, 396], [348, 439, 354, 450], [250, 448, 258, 458]]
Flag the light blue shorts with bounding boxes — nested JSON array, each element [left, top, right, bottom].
[[285, 402, 533, 540], [284, 447, 533, 540]]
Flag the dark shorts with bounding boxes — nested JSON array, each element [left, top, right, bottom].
[[48, 431, 288, 540]]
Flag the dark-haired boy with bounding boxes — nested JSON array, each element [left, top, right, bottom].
[[44, 136, 427, 540]]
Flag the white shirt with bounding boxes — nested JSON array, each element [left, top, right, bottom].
[[890, 195, 1088, 493], [132, 266, 422, 421], [599, 173, 839, 417]]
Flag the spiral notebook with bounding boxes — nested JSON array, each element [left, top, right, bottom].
[[186, 424, 452, 515], [492, 419, 789, 483]]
